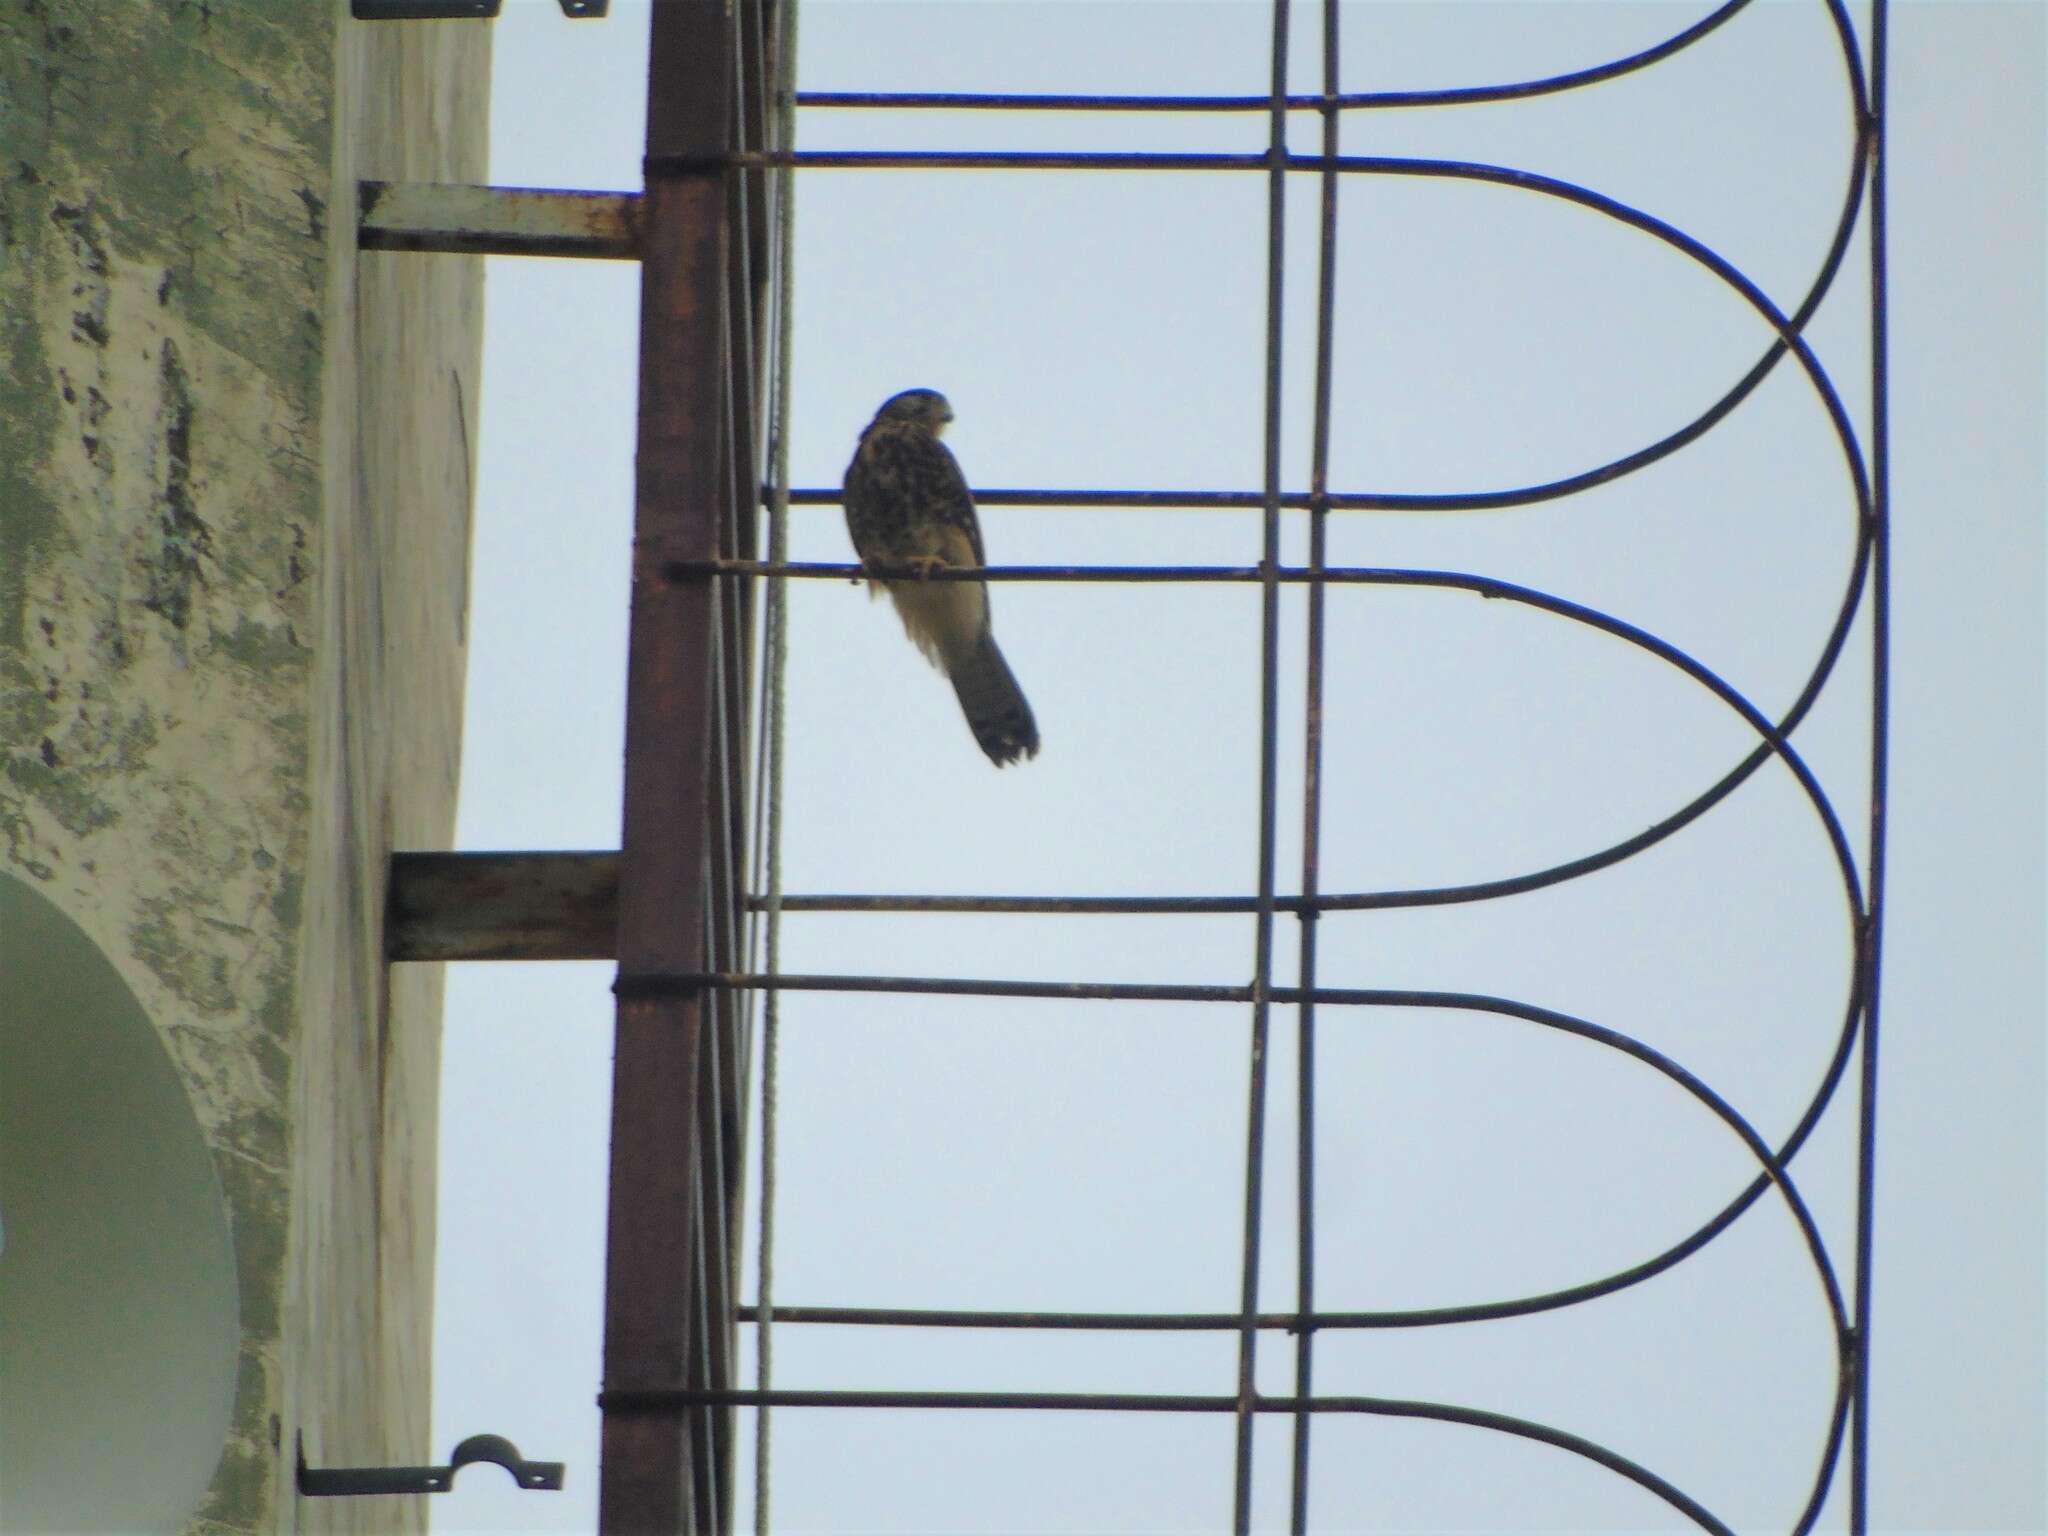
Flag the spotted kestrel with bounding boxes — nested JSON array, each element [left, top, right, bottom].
[[842, 388, 1040, 766]]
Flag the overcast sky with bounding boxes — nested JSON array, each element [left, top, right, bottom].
[[427, 4, 2044, 1532]]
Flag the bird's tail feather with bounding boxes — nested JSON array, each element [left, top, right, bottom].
[[948, 631, 1039, 766]]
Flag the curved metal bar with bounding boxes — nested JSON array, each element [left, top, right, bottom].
[[686, 968, 1859, 1328], [763, 108, 1881, 936], [762, 139, 1878, 922], [1315, 130, 1871, 514], [793, 0, 1754, 115], [608, 1384, 1735, 1533], [1298, 1396, 1736, 1535], [1340, 0, 1756, 110], [714, 548, 1876, 1382], [739, 528, 1868, 933], [1824, 0, 1874, 129], [701, 559, 1868, 919], [779, 82, 1867, 521], [1310, 988, 1851, 1341], [695, 964, 1858, 1536], [734, 7, 1883, 1528], [1337, 569, 1866, 919], [1312, 154, 1871, 521], [1791, 1370, 1856, 1536], [1293, 961, 1866, 1335], [723, 136, 1874, 522], [709, 123, 1874, 534]]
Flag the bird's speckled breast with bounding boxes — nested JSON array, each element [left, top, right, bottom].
[[843, 421, 978, 565]]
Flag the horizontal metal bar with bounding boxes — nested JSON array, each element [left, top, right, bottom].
[[766, 485, 1595, 513], [601, 1389, 1733, 1533], [779, 486, 1283, 510], [738, 1304, 1283, 1331], [399, 847, 1828, 950], [646, 148, 1691, 180], [649, 149, 1270, 174], [673, 558, 1259, 582], [734, 1289, 1784, 1331], [664, 558, 1524, 587], [358, 181, 639, 259], [600, 1387, 1702, 1423], [699, 970, 1855, 1357], [626, 974, 1673, 1016], [645, 142, 1714, 183], [787, 7, 1748, 115], [607, 1388, 1239, 1414], [752, 892, 1291, 915], [618, 971, 1249, 1005], [797, 90, 1291, 113], [387, 851, 618, 961], [733, 1298, 1727, 1333]]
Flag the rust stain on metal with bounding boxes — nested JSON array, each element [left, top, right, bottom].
[[598, 1, 763, 1531], [384, 850, 619, 961], [358, 180, 640, 259]]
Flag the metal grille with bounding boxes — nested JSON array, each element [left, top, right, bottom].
[[573, 2, 1896, 1532]]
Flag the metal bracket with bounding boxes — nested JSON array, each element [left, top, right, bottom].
[[296, 1433, 565, 1497], [350, 1, 608, 19], [360, 183, 640, 263]]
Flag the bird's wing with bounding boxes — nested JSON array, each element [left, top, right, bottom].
[[925, 437, 987, 569], [844, 425, 986, 570]]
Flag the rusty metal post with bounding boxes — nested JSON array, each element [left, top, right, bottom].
[[600, 2, 735, 1530]]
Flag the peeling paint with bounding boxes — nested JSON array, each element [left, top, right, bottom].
[[1, 7, 486, 1532], [4, 747, 118, 836], [0, 230, 63, 653], [132, 894, 240, 1016], [145, 336, 213, 631]]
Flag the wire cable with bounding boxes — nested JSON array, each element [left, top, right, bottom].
[[753, 2, 800, 1529]]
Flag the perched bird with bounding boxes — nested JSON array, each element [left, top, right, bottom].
[[842, 388, 1040, 766]]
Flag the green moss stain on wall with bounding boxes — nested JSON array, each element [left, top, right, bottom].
[[0, 4, 340, 1533], [145, 339, 211, 631], [0, 175, 66, 661], [4, 5, 485, 1530], [0, 3, 331, 391]]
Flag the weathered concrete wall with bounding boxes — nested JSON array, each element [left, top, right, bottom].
[[0, 4, 486, 1531], [282, 12, 489, 1535]]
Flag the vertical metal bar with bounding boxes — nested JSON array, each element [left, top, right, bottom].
[[729, 0, 770, 946], [738, 0, 775, 381], [1288, 1, 1341, 1528], [699, 319, 740, 1521], [721, 0, 763, 1091], [699, 827, 737, 1524], [601, 3, 733, 1530], [1233, 1, 1292, 1529], [732, 125, 770, 1122], [753, 5, 800, 1530], [736, 0, 778, 1098], [691, 1028, 721, 1527], [704, 0, 774, 1474], [1849, 3, 1889, 1530]]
